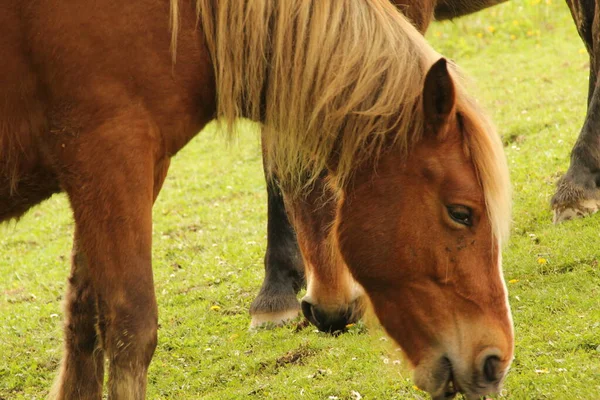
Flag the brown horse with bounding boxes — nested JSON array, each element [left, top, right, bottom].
[[1, 0, 512, 399], [250, 0, 510, 332]]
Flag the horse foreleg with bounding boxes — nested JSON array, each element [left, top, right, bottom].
[[55, 111, 160, 399], [552, 0, 600, 222], [50, 234, 104, 400], [249, 145, 304, 328], [552, 80, 600, 221]]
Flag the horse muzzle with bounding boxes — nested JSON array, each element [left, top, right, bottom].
[[416, 348, 511, 400]]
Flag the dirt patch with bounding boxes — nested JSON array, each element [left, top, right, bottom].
[[275, 345, 315, 368]]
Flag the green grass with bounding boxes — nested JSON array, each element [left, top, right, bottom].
[[2, 1, 600, 398]]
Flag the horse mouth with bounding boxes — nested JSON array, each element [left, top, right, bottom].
[[443, 372, 460, 399], [440, 357, 462, 399]]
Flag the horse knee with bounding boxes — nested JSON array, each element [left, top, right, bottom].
[[106, 315, 156, 366], [103, 311, 156, 399], [103, 300, 158, 366], [135, 319, 158, 365]]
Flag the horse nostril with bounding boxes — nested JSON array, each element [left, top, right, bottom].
[[301, 300, 320, 327], [483, 355, 502, 383]]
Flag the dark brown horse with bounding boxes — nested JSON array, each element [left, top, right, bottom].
[[250, 0, 510, 332], [1, 0, 513, 398]]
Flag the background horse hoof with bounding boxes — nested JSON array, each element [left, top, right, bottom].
[[249, 293, 300, 329], [552, 199, 600, 223], [249, 309, 300, 329], [551, 175, 600, 223]]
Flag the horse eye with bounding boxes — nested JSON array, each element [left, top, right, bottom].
[[447, 205, 472, 227]]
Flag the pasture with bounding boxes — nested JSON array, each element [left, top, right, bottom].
[[1, 0, 599, 398]]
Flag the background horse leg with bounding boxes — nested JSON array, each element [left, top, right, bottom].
[[54, 111, 160, 399], [552, 0, 600, 222], [249, 149, 305, 328], [50, 233, 104, 400]]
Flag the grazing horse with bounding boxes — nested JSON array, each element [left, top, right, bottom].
[[250, 0, 510, 332], [0, 0, 513, 398]]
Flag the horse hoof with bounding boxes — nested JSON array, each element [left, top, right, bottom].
[[552, 199, 600, 223], [249, 308, 300, 329], [551, 171, 600, 223], [249, 290, 301, 329]]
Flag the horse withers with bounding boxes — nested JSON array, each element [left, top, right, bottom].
[[1, 0, 513, 398]]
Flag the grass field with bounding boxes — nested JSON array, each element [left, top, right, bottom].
[[2, 1, 600, 399]]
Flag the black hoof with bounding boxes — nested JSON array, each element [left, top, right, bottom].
[[249, 292, 300, 329], [551, 172, 600, 223]]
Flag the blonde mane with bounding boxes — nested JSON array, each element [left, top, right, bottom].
[[171, 0, 511, 243], [456, 93, 512, 244]]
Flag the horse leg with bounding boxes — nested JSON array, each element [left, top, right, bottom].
[[50, 233, 104, 400], [54, 111, 161, 399], [552, 0, 600, 222], [49, 151, 169, 399], [249, 151, 304, 328]]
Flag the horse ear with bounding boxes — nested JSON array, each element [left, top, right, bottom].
[[422, 58, 456, 137]]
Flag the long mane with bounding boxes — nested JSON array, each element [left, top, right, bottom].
[[172, 0, 511, 243]]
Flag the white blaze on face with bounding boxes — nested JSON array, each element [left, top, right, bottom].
[[497, 247, 514, 359]]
